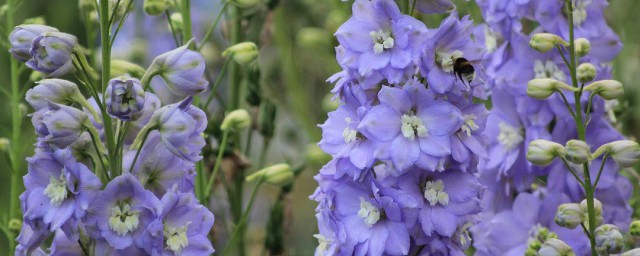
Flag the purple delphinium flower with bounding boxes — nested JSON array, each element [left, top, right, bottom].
[[31, 102, 90, 148], [25, 79, 82, 110], [415, 0, 456, 14], [84, 173, 162, 253], [26, 31, 78, 77], [360, 83, 462, 172], [105, 76, 146, 121], [147, 42, 208, 97], [8, 24, 59, 62], [15, 222, 49, 256], [335, 0, 428, 83]]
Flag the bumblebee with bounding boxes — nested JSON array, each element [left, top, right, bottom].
[[452, 57, 476, 86]]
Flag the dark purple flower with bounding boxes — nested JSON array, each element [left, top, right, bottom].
[[8, 24, 59, 62], [26, 32, 78, 77], [31, 102, 90, 148], [105, 76, 146, 121], [146, 42, 208, 96]]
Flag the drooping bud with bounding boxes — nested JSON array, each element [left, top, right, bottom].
[[26, 79, 83, 110], [144, 0, 166, 16], [538, 238, 576, 256], [580, 199, 603, 229], [26, 32, 78, 77], [111, 59, 146, 79], [246, 163, 294, 187], [583, 80, 624, 100], [555, 203, 583, 229], [564, 140, 590, 164], [527, 139, 565, 166], [143, 40, 208, 96], [594, 224, 624, 254], [36, 102, 91, 147], [530, 33, 569, 53], [593, 140, 640, 168], [221, 109, 252, 131], [576, 63, 596, 84], [0, 138, 9, 152], [229, 0, 259, 8], [574, 38, 591, 57], [527, 78, 577, 100], [223, 42, 259, 66], [630, 220, 640, 237], [8, 24, 59, 62]]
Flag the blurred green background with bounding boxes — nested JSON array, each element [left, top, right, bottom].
[[0, 0, 639, 254]]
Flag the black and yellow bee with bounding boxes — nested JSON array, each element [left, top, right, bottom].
[[452, 57, 476, 86]]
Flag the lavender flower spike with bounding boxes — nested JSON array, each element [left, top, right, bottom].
[[9, 24, 59, 62], [105, 76, 146, 121], [26, 31, 78, 77]]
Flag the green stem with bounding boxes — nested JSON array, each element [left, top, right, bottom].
[[100, 0, 118, 177], [7, 0, 22, 250], [127, 128, 152, 174], [203, 57, 232, 110], [182, 0, 193, 45], [206, 130, 230, 197], [197, 1, 229, 52], [222, 176, 264, 256]]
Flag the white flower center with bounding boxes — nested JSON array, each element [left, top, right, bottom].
[[401, 114, 428, 140], [460, 114, 479, 136], [534, 60, 566, 81], [498, 122, 524, 151], [484, 26, 500, 53], [572, 0, 591, 26], [357, 198, 380, 227], [314, 234, 331, 255], [44, 173, 68, 206], [439, 50, 464, 73], [423, 180, 449, 206], [342, 117, 358, 143], [164, 222, 190, 253], [370, 30, 394, 54], [108, 203, 140, 236]]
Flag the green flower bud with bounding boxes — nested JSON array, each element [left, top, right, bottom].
[[169, 13, 183, 32], [29, 70, 43, 82], [524, 248, 537, 256], [530, 33, 569, 53], [111, 59, 146, 78], [555, 203, 583, 229], [144, 0, 167, 16], [583, 80, 624, 100], [576, 63, 596, 84], [246, 163, 294, 187], [221, 109, 252, 131], [322, 94, 339, 113], [595, 224, 624, 254], [580, 199, 603, 229], [0, 138, 9, 152], [24, 16, 46, 25], [8, 219, 22, 232], [574, 38, 591, 57], [229, 0, 260, 8], [539, 238, 576, 256], [527, 78, 577, 100], [296, 27, 330, 48], [629, 220, 640, 237], [527, 139, 565, 166], [564, 140, 590, 164], [593, 140, 640, 168], [223, 42, 259, 66]]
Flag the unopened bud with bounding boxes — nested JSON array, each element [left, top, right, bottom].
[[144, 0, 167, 16], [574, 38, 591, 57], [29, 70, 43, 82], [322, 94, 339, 112], [630, 220, 640, 236], [0, 138, 9, 152], [555, 203, 583, 229], [24, 16, 46, 25], [576, 63, 596, 84], [593, 140, 640, 168], [111, 59, 146, 78], [221, 109, 251, 131], [246, 163, 294, 186], [564, 140, 590, 164], [583, 80, 624, 100], [595, 224, 624, 254], [8, 219, 22, 232], [538, 238, 576, 256], [223, 42, 259, 66], [229, 0, 259, 8], [527, 139, 565, 166], [169, 13, 183, 32], [527, 78, 577, 100], [530, 33, 569, 53], [580, 199, 603, 229]]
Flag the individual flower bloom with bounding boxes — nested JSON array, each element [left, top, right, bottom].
[[105, 76, 146, 121], [398, 169, 484, 238], [50, 230, 83, 256], [158, 186, 215, 255], [415, 0, 455, 14], [449, 98, 489, 171], [85, 173, 162, 253], [133, 97, 207, 162], [144, 41, 208, 96], [335, 0, 428, 83], [361, 84, 462, 171], [26, 32, 78, 77], [25, 79, 83, 110], [8, 24, 59, 62], [125, 132, 195, 198], [32, 102, 90, 148], [474, 0, 534, 36], [21, 148, 101, 237], [419, 13, 486, 93], [15, 222, 50, 256], [312, 211, 343, 256], [123, 92, 162, 145]]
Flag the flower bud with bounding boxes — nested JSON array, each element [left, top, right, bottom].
[[144, 0, 166, 16], [555, 203, 583, 229], [221, 109, 251, 131], [23, 16, 46, 25], [580, 199, 603, 229], [593, 140, 640, 168], [527, 78, 577, 100], [26, 79, 83, 110], [8, 24, 59, 62], [583, 80, 624, 100], [26, 32, 78, 77], [564, 140, 590, 164], [538, 238, 576, 256], [223, 42, 259, 66], [36, 102, 90, 147], [576, 63, 596, 84], [246, 163, 294, 187], [595, 224, 624, 254], [630, 220, 640, 237], [144, 40, 208, 96], [527, 139, 565, 166], [111, 59, 146, 78], [258, 100, 277, 138], [530, 33, 569, 53], [105, 77, 146, 121], [169, 13, 183, 32], [0, 138, 9, 152], [29, 70, 43, 82], [229, 0, 259, 8], [322, 94, 339, 112], [574, 38, 591, 57], [8, 219, 22, 232]]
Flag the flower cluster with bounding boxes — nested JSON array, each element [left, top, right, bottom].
[[472, 0, 634, 254], [11, 24, 214, 255], [313, 0, 488, 254]]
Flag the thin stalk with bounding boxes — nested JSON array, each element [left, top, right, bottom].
[[181, 0, 193, 45], [89, 130, 110, 182], [409, 0, 417, 16], [197, 1, 228, 52], [100, 0, 118, 177], [593, 155, 609, 189], [203, 57, 232, 110], [222, 176, 264, 256], [206, 130, 230, 197], [7, 0, 22, 250], [127, 129, 152, 174], [561, 158, 585, 187], [196, 161, 205, 202]]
